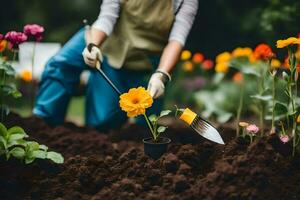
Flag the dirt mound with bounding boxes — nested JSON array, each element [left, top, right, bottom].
[[1, 114, 300, 200]]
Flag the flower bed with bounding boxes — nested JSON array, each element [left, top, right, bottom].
[[1, 113, 300, 200]]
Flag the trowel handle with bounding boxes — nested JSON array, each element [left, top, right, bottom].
[[96, 60, 122, 96]]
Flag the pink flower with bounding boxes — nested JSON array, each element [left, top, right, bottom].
[[279, 135, 290, 144], [5, 31, 28, 49], [246, 124, 259, 135], [23, 24, 44, 42], [0, 33, 3, 40]]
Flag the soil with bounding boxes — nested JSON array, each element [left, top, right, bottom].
[[1, 113, 300, 200]]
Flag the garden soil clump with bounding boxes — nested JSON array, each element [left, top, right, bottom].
[[1, 114, 300, 200]]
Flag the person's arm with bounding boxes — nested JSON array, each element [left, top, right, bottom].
[[83, 0, 120, 67], [158, 0, 199, 74], [148, 0, 199, 98]]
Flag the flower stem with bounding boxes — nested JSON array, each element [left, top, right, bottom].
[[143, 113, 155, 140], [236, 82, 244, 137]]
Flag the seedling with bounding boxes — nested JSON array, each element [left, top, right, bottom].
[[0, 123, 64, 164]]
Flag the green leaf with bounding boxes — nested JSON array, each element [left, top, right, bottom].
[[241, 67, 261, 77], [32, 150, 47, 159], [0, 135, 7, 149], [250, 94, 272, 102], [8, 126, 27, 137], [39, 144, 48, 151], [25, 157, 35, 164], [0, 123, 8, 138], [159, 110, 172, 118], [10, 147, 25, 159], [27, 141, 40, 152], [47, 152, 64, 164], [7, 139, 27, 148], [157, 126, 167, 133], [148, 114, 157, 123]]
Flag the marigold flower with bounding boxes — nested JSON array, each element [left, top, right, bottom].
[[182, 61, 194, 72], [232, 47, 253, 58], [179, 108, 197, 125], [253, 44, 275, 60], [0, 40, 7, 52], [192, 53, 204, 63], [20, 70, 32, 82], [279, 135, 290, 144], [246, 124, 259, 135], [276, 37, 300, 48], [216, 52, 231, 63], [202, 59, 214, 70], [23, 24, 44, 42], [271, 59, 281, 69], [239, 122, 249, 127], [297, 115, 300, 123], [181, 50, 192, 60], [215, 62, 229, 73], [119, 87, 153, 117], [5, 31, 27, 49], [233, 72, 243, 83], [283, 56, 290, 69]]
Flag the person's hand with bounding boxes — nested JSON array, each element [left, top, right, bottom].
[[147, 70, 171, 99], [82, 43, 103, 68]]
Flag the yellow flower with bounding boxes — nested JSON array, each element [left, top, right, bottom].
[[20, 70, 32, 82], [182, 61, 194, 72], [232, 47, 253, 58], [297, 115, 300, 123], [216, 52, 231, 63], [276, 37, 300, 48], [119, 87, 153, 117], [271, 59, 281, 69], [179, 108, 197, 125], [215, 62, 229, 73], [181, 50, 192, 60]]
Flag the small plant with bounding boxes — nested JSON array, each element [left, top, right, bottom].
[[0, 123, 64, 164], [119, 87, 172, 141], [239, 122, 260, 143]]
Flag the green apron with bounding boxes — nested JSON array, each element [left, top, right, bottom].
[[101, 0, 175, 71]]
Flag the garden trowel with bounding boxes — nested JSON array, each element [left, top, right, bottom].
[[176, 108, 225, 144]]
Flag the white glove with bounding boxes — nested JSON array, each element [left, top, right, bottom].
[[147, 70, 171, 99], [82, 44, 103, 68]]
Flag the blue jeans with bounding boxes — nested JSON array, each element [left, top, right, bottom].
[[33, 28, 162, 130]]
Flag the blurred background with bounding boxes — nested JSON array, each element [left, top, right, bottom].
[[1, 0, 300, 56], [1, 0, 300, 125]]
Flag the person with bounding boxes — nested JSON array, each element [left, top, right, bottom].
[[33, 0, 199, 130]]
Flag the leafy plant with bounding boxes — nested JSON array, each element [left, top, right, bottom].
[[0, 123, 64, 164], [148, 110, 172, 140]]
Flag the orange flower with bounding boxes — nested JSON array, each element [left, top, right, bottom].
[[283, 57, 290, 69], [20, 70, 32, 82], [119, 87, 153, 117], [202, 59, 214, 70], [0, 40, 7, 52], [182, 61, 194, 72], [192, 53, 204, 63], [297, 64, 300, 73], [271, 59, 281, 69], [253, 44, 275, 60], [233, 72, 243, 84], [216, 52, 231, 63]]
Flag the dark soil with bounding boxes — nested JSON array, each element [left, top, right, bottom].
[[1, 113, 300, 200]]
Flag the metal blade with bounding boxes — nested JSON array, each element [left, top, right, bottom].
[[191, 119, 225, 145]]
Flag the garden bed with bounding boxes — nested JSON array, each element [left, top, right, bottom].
[[1, 113, 300, 200]]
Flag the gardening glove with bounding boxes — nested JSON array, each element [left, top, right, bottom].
[[82, 43, 103, 68], [147, 69, 171, 99]]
